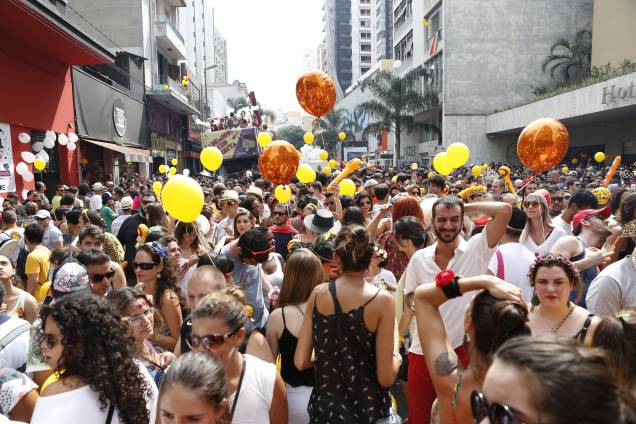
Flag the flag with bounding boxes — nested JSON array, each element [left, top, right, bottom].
[[429, 31, 437, 56]]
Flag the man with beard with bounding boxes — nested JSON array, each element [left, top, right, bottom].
[[547, 186, 566, 218], [117, 191, 157, 284], [270, 203, 297, 260], [403, 196, 511, 424], [550, 206, 614, 307]]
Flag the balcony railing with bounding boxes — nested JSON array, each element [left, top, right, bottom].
[[156, 14, 184, 45], [153, 74, 192, 103]]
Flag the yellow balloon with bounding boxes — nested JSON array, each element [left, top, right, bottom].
[[161, 175, 204, 223], [152, 181, 162, 195], [303, 132, 315, 145], [338, 132, 346, 141], [328, 159, 337, 169], [594, 152, 606, 163], [433, 152, 452, 176], [322, 166, 331, 175], [158, 164, 167, 174], [296, 164, 316, 184], [562, 166, 569, 174], [319, 150, 328, 161], [33, 158, 46, 171], [572, 158, 579, 165], [171, 158, 177, 166], [391, 175, 398, 183], [257, 132, 272, 148], [446, 142, 470, 168], [169, 167, 177, 175], [472, 165, 483, 177], [339, 178, 356, 196], [274, 185, 292, 203], [200, 146, 223, 171]]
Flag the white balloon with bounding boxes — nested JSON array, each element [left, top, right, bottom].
[[67, 133, 78, 144], [44, 130, 56, 142], [67, 142, 77, 151], [183, 169, 190, 177], [36, 150, 49, 163], [21, 171, 34, 182], [15, 162, 28, 175], [32, 142, 44, 152], [20, 152, 35, 164], [195, 214, 211, 235], [18, 133, 30, 144], [57, 133, 68, 145], [43, 139, 55, 149]]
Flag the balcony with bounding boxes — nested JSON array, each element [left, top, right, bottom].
[[146, 74, 199, 115], [165, 0, 187, 6], [155, 16, 187, 61]]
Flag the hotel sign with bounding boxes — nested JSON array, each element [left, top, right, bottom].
[[602, 82, 636, 105]]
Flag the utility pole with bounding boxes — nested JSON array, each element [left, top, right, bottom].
[[203, 64, 218, 120]]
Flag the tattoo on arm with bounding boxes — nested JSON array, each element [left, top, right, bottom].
[[434, 351, 458, 376]]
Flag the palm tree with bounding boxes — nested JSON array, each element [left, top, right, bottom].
[[542, 29, 592, 84], [315, 108, 350, 159], [344, 106, 367, 138], [358, 69, 438, 166]]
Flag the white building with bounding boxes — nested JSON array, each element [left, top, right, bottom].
[[303, 49, 319, 72], [317, 43, 328, 72], [179, 0, 214, 84], [213, 28, 228, 82]]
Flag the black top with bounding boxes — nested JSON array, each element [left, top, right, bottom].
[[308, 281, 390, 423], [116, 213, 144, 285], [278, 306, 314, 387]]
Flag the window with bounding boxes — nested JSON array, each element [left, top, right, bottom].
[[361, 32, 371, 39], [361, 44, 371, 52], [393, 0, 412, 29], [361, 67, 370, 74], [360, 8, 371, 16], [361, 55, 371, 62], [426, 9, 443, 56], [394, 30, 413, 61], [361, 19, 369, 27]]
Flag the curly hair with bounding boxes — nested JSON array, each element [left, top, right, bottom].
[[39, 292, 152, 424], [137, 244, 188, 319], [528, 253, 582, 303]]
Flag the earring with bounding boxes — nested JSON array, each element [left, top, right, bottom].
[[157, 272, 161, 278], [463, 332, 468, 345]]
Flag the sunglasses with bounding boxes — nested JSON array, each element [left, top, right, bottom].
[[471, 391, 519, 424], [133, 262, 155, 270], [359, 201, 372, 206], [186, 328, 240, 350], [124, 308, 154, 326], [469, 193, 484, 200], [272, 211, 287, 216], [38, 331, 62, 348], [551, 196, 564, 202], [91, 270, 115, 283], [523, 201, 541, 208]]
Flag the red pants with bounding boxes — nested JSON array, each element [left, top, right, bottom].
[[407, 343, 470, 424]]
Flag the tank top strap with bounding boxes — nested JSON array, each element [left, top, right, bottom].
[[281, 306, 287, 329], [327, 280, 343, 314], [363, 288, 382, 307]]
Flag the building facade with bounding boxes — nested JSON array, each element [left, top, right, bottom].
[[213, 28, 228, 83]]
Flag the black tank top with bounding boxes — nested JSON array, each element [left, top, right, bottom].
[[278, 306, 315, 387]]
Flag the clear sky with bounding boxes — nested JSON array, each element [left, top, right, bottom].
[[213, 0, 324, 113]]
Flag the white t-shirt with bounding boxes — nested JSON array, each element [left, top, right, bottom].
[[30, 360, 158, 424], [214, 216, 234, 245], [551, 214, 572, 236], [520, 226, 566, 256], [487, 243, 535, 301], [111, 214, 131, 237], [586, 256, 636, 316], [404, 229, 496, 352], [230, 354, 276, 424], [89, 194, 102, 211], [372, 268, 397, 292], [0, 316, 30, 370], [42, 224, 63, 251]]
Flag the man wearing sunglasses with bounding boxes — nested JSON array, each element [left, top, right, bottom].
[[271, 204, 297, 260], [77, 226, 126, 290], [77, 249, 116, 297]]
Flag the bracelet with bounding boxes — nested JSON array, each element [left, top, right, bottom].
[[435, 270, 462, 300]]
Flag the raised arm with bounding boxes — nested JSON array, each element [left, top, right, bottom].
[[367, 205, 392, 238], [464, 202, 512, 248]]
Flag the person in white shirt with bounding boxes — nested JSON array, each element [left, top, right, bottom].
[[519, 192, 566, 255], [403, 196, 511, 423], [34, 210, 62, 252], [487, 207, 536, 300], [214, 190, 240, 245], [552, 189, 599, 236], [111, 196, 133, 237], [586, 254, 636, 316], [89, 183, 104, 211], [0, 284, 30, 370]]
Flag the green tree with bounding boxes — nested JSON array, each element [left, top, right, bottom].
[[274, 125, 305, 149], [542, 29, 592, 84], [344, 106, 367, 138], [316, 108, 350, 158], [226, 96, 249, 111], [358, 69, 438, 166]]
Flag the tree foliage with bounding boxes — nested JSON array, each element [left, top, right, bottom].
[[274, 125, 305, 149], [542, 29, 592, 84]]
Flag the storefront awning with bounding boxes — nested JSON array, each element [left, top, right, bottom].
[[82, 139, 153, 163]]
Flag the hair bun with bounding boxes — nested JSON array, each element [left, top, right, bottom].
[[489, 301, 530, 355]]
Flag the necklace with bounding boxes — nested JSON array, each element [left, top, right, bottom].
[[551, 302, 575, 334]]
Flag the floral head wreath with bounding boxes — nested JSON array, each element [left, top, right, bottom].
[[458, 185, 486, 199], [527, 252, 580, 284], [145, 241, 167, 259]]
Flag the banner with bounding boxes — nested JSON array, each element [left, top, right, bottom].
[[0, 123, 16, 194], [201, 128, 259, 159]]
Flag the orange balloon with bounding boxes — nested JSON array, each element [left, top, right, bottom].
[[517, 118, 569, 174], [296, 71, 336, 118], [258, 140, 300, 185]]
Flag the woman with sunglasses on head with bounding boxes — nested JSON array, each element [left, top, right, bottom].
[[519, 192, 566, 255], [190, 288, 288, 423], [107, 288, 175, 388], [266, 248, 322, 424], [527, 254, 600, 345], [476, 336, 636, 424], [32, 292, 157, 424], [295, 225, 401, 423], [134, 243, 187, 352], [413, 273, 530, 424], [158, 351, 230, 424]]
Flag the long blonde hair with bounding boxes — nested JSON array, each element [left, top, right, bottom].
[[520, 192, 554, 243], [277, 248, 323, 307]]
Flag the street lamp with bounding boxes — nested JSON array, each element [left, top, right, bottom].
[[203, 64, 218, 120]]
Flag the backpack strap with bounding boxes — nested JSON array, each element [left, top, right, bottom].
[[0, 321, 30, 351]]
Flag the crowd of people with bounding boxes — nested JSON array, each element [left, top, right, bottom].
[[0, 159, 634, 423]]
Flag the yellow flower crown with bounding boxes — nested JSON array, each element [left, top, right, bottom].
[[458, 185, 486, 199]]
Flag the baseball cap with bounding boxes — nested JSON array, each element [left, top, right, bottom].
[[120, 196, 133, 210], [35, 210, 51, 219], [572, 206, 611, 233], [101, 192, 112, 203], [52, 261, 90, 298]]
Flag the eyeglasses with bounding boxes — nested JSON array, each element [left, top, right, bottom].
[[132, 262, 155, 270], [123, 308, 154, 326], [523, 201, 541, 209], [359, 201, 372, 206], [471, 391, 519, 424], [272, 211, 287, 216], [38, 331, 62, 348], [186, 328, 240, 350], [90, 270, 115, 283]]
